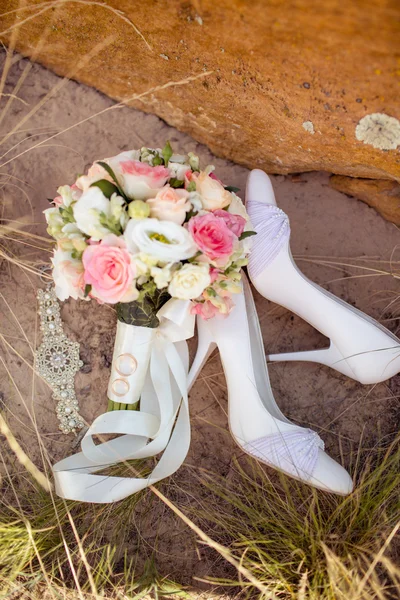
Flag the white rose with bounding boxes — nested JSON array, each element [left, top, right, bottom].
[[52, 248, 86, 301], [124, 218, 198, 262], [73, 187, 112, 240], [147, 186, 191, 225], [196, 171, 232, 211], [168, 264, 211, 300]]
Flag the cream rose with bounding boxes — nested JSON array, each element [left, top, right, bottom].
[[124, 218, 198, 262], [147, 186, 191, 225], [73, 187, 112, 240], [168, 264, 211, 300], [196, 172, 232, 211], [75, 163, 112, 192]]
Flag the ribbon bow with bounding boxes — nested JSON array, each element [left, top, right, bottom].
[[53, 299, 195, 503]]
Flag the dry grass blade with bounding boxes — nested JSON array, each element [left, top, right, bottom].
[[0, 0, 153, 52], [0, 413, 52, 492]]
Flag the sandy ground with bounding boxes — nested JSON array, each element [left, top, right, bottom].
[[0, 53, 399, 587]]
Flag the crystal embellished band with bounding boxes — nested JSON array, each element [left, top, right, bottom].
[[35, 286, 84, 434]]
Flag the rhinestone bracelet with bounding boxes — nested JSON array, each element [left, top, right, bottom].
[[35, 286, 84, 434]]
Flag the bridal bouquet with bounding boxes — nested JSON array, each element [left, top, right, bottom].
[[45, 143, 254, 412]]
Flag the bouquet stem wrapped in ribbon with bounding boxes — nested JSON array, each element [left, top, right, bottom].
[[44, 143, 254, 502], [107, 287, 170, 412]]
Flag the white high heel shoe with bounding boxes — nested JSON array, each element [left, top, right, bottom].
[[246, 169, 400, 385], [188, 275, 353, 495]]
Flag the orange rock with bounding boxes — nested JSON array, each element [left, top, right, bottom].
[[330, 176, 400, 225], [0, 0, 399, 182]]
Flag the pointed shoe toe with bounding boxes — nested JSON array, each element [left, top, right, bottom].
[[246, 169, 277, 206], [242, 427, 352, 495], [310, 450, 353, 496]]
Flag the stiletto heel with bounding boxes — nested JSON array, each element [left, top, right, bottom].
[[189, 274, 353, 495], [267, 343, 358, 380], [246, 169, 400, 385], [188, 326, 217, 391]]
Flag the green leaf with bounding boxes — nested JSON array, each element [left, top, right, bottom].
[[96, 161, 120, 188], [84, 284, 92, 298], [161, 140, 173, 166], [186, 181, 196, 192], [97, 161, 128, 200], [169, 177, 185, 188], [225, 185, 240, 193], [90, 179, 120, 199], [239, 230, 257, 241], [116, 288, 171, 328]]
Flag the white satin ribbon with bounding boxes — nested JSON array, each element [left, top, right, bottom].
[[53, 298, 195, 503]]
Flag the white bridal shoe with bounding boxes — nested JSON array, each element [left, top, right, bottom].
[[246, 169, 400, 385], [188, 275, 353, 495]]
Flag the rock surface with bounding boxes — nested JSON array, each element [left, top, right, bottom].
[[330, 176, 400, 225], [1, 0, 399, 183]]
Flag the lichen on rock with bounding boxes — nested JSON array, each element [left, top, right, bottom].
[[355, 113, 400, 150], [302, 121, 315, 134]]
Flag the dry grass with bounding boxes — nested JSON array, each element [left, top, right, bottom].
[[0, 4, 399, 599]]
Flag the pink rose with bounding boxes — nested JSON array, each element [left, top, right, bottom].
[[82, 235, 137, 304], [119, 160, 170, 200], [190, 301, 219, 320], [191, 296, 234, 319], [147, 185, 191, 225], [188, 213, 235, 265], [213, 210, 246, 237]]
